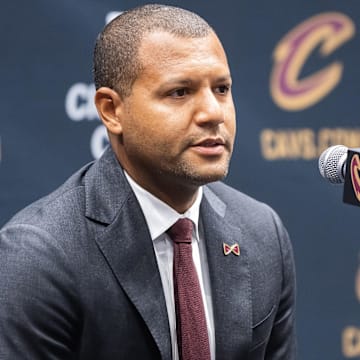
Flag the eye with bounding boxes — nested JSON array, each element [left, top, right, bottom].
[[215, 85, 231, 95], [168, 88, 188, 98]]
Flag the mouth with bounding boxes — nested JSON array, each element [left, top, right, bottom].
[[191, 137, 227, 156], [195, 137, 225, 146]]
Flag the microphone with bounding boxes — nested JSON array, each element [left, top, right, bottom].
[[318, 145, 348, 184], [319, 145, 360, 206]]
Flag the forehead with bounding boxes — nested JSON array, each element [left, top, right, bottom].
[[137, 31, 229, 75]]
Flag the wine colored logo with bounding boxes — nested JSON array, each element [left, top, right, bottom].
[[350, 154, 360, 202], [270, 12, 355, 111]]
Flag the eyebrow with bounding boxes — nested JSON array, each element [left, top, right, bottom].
[[161, 75, 232, 87], [214, 75, 232, 84]]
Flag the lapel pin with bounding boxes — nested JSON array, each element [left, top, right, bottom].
[[223, 242, 240, 256]]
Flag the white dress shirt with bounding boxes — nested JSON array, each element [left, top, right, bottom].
[[124, 172, 215, 360]]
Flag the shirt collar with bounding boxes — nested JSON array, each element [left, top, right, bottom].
[[124, 171, 203, 241]]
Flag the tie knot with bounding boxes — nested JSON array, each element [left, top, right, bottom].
[[167, 218, 193, 244]]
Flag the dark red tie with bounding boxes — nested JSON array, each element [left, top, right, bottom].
[[167, 218, 211, 360]]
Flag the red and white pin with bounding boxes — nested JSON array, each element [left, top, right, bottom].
[[223, 243, 240, 256]]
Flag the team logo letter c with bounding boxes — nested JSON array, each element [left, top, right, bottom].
[[270, 12, 355, 111]]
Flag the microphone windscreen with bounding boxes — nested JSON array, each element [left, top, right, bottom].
[[318, 145, 348, 184]]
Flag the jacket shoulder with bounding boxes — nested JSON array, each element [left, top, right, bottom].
[[3, 162, 94, 229]]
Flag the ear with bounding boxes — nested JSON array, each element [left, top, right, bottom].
[[94, 87, 123, 135]]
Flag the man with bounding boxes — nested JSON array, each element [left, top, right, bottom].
[[0, 4, 296, 359]]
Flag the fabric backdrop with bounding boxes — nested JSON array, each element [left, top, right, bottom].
[[1, 1, 360, 358]]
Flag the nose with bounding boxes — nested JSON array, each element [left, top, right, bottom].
[[193, 89, 225, 127]]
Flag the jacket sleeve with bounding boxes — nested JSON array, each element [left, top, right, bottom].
[[265, 210, 297, 359], [0, 223, 80, 359]]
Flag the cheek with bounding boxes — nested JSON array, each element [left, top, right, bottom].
[[224, 108, 236, 136], [123, 100, 189, 149], [228, 102, 236, 124], [230, 118, 236, 136], [124, 118, 175, 154]]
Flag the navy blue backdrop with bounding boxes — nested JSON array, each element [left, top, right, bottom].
[[1, 1, 360, 359]]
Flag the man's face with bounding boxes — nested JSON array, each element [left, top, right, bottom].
[[116, 31, 236, 195]]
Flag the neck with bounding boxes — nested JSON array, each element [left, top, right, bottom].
[[141, 181, 200, 214], [149, 185, 199, 214], [126, 170, 200, 213]]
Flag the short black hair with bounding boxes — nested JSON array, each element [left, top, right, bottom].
[[93, 4, 213, 97]]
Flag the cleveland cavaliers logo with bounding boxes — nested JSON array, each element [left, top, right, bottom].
[[350, 154, 360, 202], [270, 12, 355, 111]]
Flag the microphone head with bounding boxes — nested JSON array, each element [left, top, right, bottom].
[[318, 145, 348, 184]]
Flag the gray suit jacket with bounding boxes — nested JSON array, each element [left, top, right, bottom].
[[0, 147, 296, 359]]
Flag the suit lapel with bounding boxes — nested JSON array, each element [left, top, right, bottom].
[[202, 187, 252, 358], [85, 148, 171, 360]]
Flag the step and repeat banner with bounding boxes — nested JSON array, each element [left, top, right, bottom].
[[1, 0, 360, 358]]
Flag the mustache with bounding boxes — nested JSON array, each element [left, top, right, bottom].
[[184, 132, 233, 150]]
